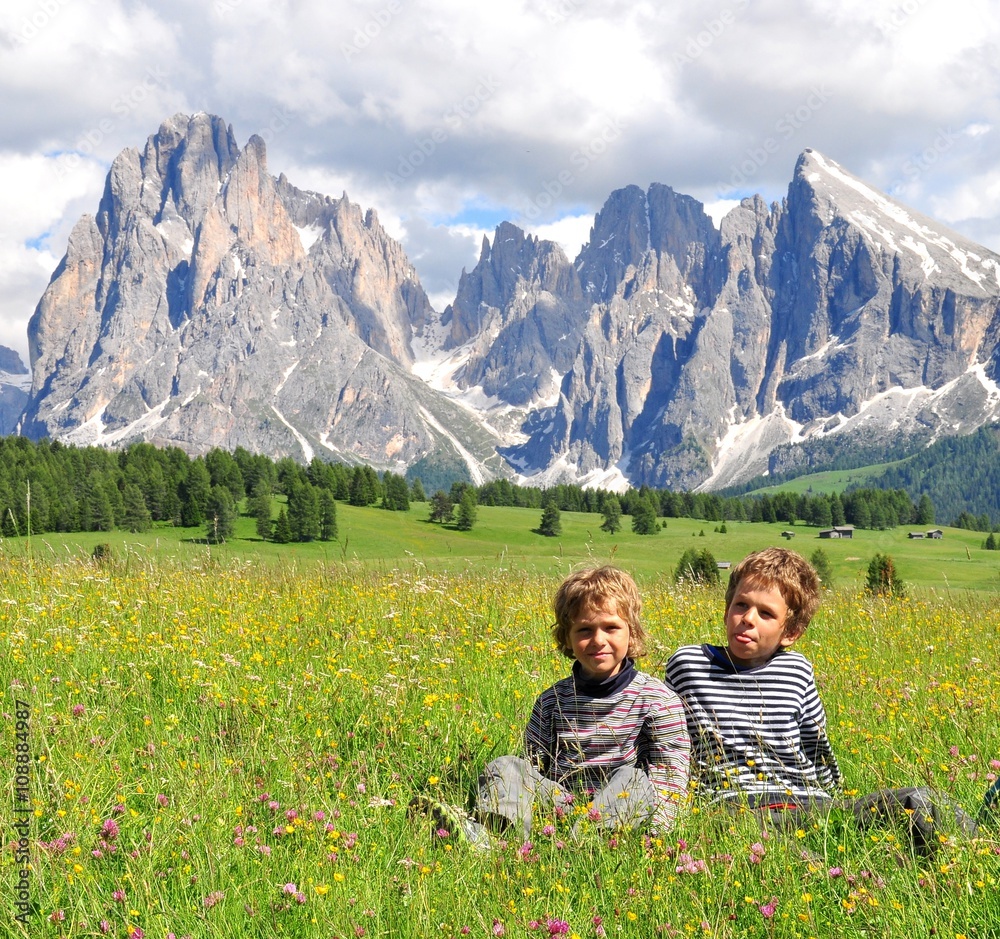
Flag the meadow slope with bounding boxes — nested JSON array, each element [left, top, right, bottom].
[[1, 550, 998, 938]]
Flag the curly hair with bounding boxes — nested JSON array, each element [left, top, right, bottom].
[[724, 547, 821, 638], [551, 565, 648, 659]]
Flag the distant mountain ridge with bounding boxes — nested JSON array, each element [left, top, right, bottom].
[[0, 346, 29, 436], [21, 113, 507, 482], [17, 114, 1000, 490]]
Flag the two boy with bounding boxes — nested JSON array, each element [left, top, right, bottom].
[[417, 548, 976, 848]]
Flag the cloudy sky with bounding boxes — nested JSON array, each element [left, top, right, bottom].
[[1, 0, 998, 362]]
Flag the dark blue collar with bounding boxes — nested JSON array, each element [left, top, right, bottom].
[[571, 657, 637, 698]]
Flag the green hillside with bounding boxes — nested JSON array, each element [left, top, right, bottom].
[[14, 501, 1000, 593], [741, 463, 896, 496], [727, 424, 1000, 528]]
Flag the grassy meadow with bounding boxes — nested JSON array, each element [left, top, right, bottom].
[[2, 506, 1000, 938], [13, 499, 1000, 592]]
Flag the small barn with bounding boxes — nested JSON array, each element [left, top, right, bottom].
[[926, 529, 943, 539], [908, 532, 925, 539], [818, 525, 855, 539]]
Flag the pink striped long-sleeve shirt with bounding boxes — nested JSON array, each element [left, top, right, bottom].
[[524, 665, 690, 828]]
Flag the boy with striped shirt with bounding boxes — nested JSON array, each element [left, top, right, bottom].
[[413, 565, 690, 843], [485, 565, 691, 837], [664, 547, 977, 851]]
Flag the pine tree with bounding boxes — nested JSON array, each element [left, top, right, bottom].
[[272, 508, 292, 544], [810, 548, 835, 588], [287, 481, 321, 542], [87, 483, 115, 533], [205, 448, 245, 502], [631, 498, 658, 535], [249, 481, 273, 540], [410, 477, 427, 502], [600, 495, 622, 534], [428, 491, 453, 524], [349, 466, 375, 506], [455, 488, 478, 531], [674, 548, 719, 585], [916, 493, 935, 525], [865, 553, 905, 597], [120, 483, 152, 533], [538, 500, 562, 537], [180, 460, 212, 527], [320, 490, 338, 541], [830, 492, 846, 526], [205, 485, 237, 544], [809, 497, 833, 528], [382, 472, 410, 511], [363, 466, 381, 505]]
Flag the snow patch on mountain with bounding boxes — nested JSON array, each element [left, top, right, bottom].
[[418, 405, 487, 485], [62, 397, 174, 448], [271, 405, 313, 462], [294, 224, 323, 253], [514, 453, 629, 493], [700, 408, 804, 490], [811, 150, 993, 289]]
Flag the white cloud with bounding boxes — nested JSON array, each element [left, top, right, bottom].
[[0, 151, 107, 360], [527, 214, 594, 261], [1, 0, 999, 360]]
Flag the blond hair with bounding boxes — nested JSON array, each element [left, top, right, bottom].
[[551, 565, 648, 659]]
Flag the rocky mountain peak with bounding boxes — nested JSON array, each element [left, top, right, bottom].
[[789, 149, 1000, 296], [137, 112, 239, 231], [17, 130, 1000, 493], [19, 113, 484, 477]]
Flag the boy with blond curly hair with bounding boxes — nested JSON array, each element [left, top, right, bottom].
[[413, 565, 690, 843]]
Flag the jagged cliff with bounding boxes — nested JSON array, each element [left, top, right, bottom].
[[0, 346, 29, 436], [20, 116, 1000, 489], [22, 113, 505, 479], [439, 151, 1000, 489]]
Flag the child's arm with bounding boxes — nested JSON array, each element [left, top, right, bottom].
[[799, 671, 842, 792], [643, 686, 691, 830], [523, 687, 556, 776]]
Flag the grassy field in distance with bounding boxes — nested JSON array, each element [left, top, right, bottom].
[[741, 462, 899, 495], [11, 500, 1000, 593]]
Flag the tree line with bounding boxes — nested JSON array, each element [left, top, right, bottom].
[[0, 435, 940, 545], [869, 424, 1000, 531]]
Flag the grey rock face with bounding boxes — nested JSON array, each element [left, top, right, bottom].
[[21, 113, 500, 474], [19, 122, 1000, 491], [490, 152, 1000, 489], [0, 346, 29, 436], [442, 221, 586, 407]]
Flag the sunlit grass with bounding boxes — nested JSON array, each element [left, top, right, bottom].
[[1, 551, 998, 938]]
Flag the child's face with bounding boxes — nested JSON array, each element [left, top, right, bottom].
[[724, 578, 796, 668], [567, 600, 631, 681]]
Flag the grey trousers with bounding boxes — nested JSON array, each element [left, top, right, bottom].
[[726, 786, 978, 855], [476, 755, 657, 839], [850, 786, 979, 853]]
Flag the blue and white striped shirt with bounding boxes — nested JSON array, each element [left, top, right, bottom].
[[664, 644, 841, 803]]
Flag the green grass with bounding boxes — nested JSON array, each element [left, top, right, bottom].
[[1, 557, 998, 938], [745, 463, 899, 496], [18, 502, 1000, 592]]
